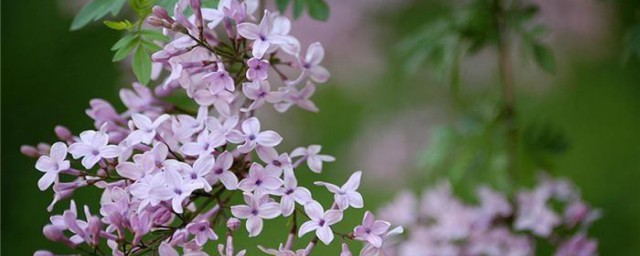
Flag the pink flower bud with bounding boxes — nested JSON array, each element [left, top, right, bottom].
[[42, 225, 66, 242], [189, 0, 202, 10], [37, 143, 51, 154], [33, 250, 54, 256], [227, 217, 241, 231], [20, 145, 40, 158], [152, 6, 172, 21], [54, 125, 73, 141]]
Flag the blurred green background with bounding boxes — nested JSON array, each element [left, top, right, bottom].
[[2, 0, 640, 255]]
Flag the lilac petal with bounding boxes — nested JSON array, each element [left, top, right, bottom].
[[171, 197, 184, 213], [226, 130, 245, 144], [256, 146, 278, 162], [50, 142, 68, 161], [281, 196, 295, 217], [35, 157, 57, 173], [252, 40, 270, 59], [81, 155, 101, 169], [343, 171, 362, 191], [335, 194, 349, 211], [68, 143, 93, 159], [219, 171, 238, 190], [371, 221, 391, 235], [116, 162, 143, 180], [246, 216, 263, 237], [255, 131, 282, 147], [316, 226, 334, 245], [362, 211, 375, 227], [159, 243, 179, 256], [298, 221, 319, 237], [242, 117, 261, 134], [262, 177, 283, 190], [38, 171, 58, 191], [347, 192, 364, 208], [367, 234, 383, 248], [314, 181, 341, 194], [231, 205, 253, 219], [305, 42, 325, 65], [237, 23, 260, 40], [180, 142, 205, 156], [324, 210, 343, 225], [290, 147, 306, 158], [309, 65, 330, 83], [307, 156, 323, 173], [193, 155, 214, 174], [258, 202, 281, 219], [293, 187, 313, 205], [304, 201, 324, 220], [132, 114, 154, 130], [99, 145, 121, 158]]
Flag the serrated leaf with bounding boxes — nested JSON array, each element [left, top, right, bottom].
[[129, 0, 154, 17], [111, 34, 137, 51], [104, 20, 133, 30], [71, 0, 127, 30], [306, 0, 329, 21], [113, 38, 139, 62], [532, 43, 556, 74], [140, 30, 171, 42], [293, 0, 305, 19], [133, 47, 152, 85], [276, 0, 291, 13]]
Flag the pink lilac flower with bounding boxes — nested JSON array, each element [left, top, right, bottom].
[[36, 142, 70, 191], [236, 117, 283, 153], [236, 11, 291, 58], [193, 89, 234, 116], [315, 171, 363, 210], [180, 154, 215, 192], [555, 233, 597, 256], [149, 168, 203, 213], [353, 211, 391, 248], [237, 163, 282, 194], [290, 144, 335, 173], [271, 169, 312, 216], [257, 146, 293, 176], [258, 245, 306, 256], [514, 187, 561, 237], [206, 151, 239, 190], [186, 220, 218, 246], [289, 42, 330, 85], [206, 115, 244, 144], [129, 114, 170, 144], [69, 130, 121, 169], [378, 190, 418, 226], [298, 201, 343, 245], [172, 106, 208, 142], [231, 192, 281, 237], [241, 80, 284, 111], [203, 62, 235, 92], [360, 226, 404, 256], [120, 82, 158, 112], [246, 57, 269, 81], [180, 129, 226, 157], [274, 82, 319, 113]]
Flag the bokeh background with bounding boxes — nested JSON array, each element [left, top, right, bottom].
[[2, 0, 640, 255]]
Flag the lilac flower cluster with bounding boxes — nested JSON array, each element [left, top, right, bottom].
[[24, 1, 398, 255], [377, 176, 600, 256]]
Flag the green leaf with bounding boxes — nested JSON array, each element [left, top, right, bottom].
[[129, 0, 154, 17], [112, 37, 139, 62], [104, 20, 133, 30], [133, 47, 152, 85], [111, 34, 137, 51], [276, 0, 291, 13], [140, 30, 171, 42], [141, 39, 163, 52], [71, 0, 127, 30], [532, 43, 556, 74], [306, 0, 329, 21], [293, 0, 305, 19]]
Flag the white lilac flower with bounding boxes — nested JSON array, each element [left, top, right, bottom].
[[314, 171, 363, 210], [231, 192, 281, 237], [69, 130, 121, 169], [36, 142, 70, 191], [290, 144, 334, 173], [298, 201, 343, 245]]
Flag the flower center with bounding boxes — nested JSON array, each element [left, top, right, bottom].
[[318, 219, 326, 226], [215, 168, 223, 174], [285, 189, 294, 195], [272, 160, 282, 167], [248, 134, 256, 141], [255, 179, 262, 186]]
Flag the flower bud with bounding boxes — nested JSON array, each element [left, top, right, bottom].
[[227, 217, 241, 231], [340, 243, 352, 256], [42, 224, 66, 242], [37, 143, 51, 154], [54, 125, 73, 141], [20, 145, 40, 158], [33, 250, 54, 256], [147, 16, 168, 28], [152, 6, 172, 21], [189, 0, 202, 10]]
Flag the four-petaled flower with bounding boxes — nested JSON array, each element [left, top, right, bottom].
[[180, 129, 226, 157], [238, 163, 282, 194], [298, 201, 343, 245], [246, 57, 269, 81], [186, 220, 218, 246], [236, 117, 283, 153], [129, 114, 170, 144], [36, 142, 70, 191], [353, 211, 391, 248], [207, 151, 239, 190], [69, 130, 121, 169], [150, 168, 203, 214], [272, 169, 312, 216], [231, 193, 282, 237], [315, 171, 363, 210], [237, 11, 292, 59], [242, 80, 284, 112], [290, 144, 335, 173]]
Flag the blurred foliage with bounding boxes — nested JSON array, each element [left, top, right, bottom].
[[276, 0, 330, 21]]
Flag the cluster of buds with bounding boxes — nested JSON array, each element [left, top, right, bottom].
[[377, 175, 600, 256], [26, 0, 398, 255]]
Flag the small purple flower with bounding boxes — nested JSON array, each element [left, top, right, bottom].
[[514, 187, 561, 237], [203, 63, 235, 92], [241, 80, 284, 112], [207, 115, 244, 144], [274, 82, 319, 113], [237, 11, 291, 58], [231, 192, 282, 237], [186, 220, 218, 246], [353, 211, 391, 248], [129, 114, 170, 145], [290, 144, 335, 173], [149, 169, 203, 213], [271, 169, 312, 216], [236, 117, 283, 153], [180, 129, 226, 157], [35, 142, 70, 191], [257, 146, 292, 176], [289, 42, 330, 85], [238, 163, 282, 194], [555, 233, 598, 256], [246, 57, 269, 81], [69, 130, 121, 169], [206, 151, 239, 190], [315, 171, 363, 210], [298, 201, 343, 245]]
